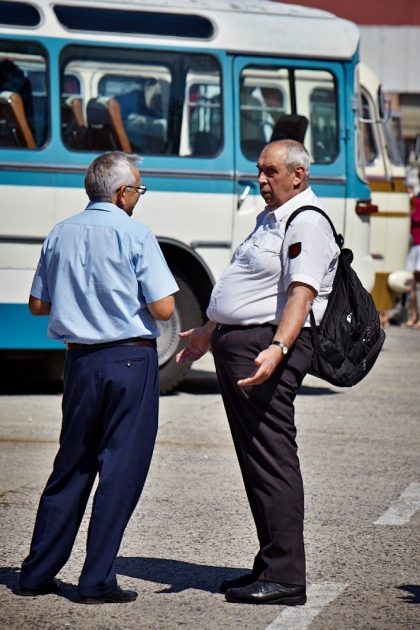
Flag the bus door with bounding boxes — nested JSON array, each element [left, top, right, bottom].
[[231, 56, 348, 253]]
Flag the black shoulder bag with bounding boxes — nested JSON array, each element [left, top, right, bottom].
[[285, 205, 385, 387]]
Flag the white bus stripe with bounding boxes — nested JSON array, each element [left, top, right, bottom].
[[265, 582, 347, 630], [374, 482, 420, 525]]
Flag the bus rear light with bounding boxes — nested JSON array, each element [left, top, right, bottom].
[[356, 200, 378, 215]]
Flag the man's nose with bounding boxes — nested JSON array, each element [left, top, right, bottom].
[[257, 171, 267, 184]]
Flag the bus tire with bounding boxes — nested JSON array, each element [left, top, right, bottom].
[[157, 274, 203, 395]]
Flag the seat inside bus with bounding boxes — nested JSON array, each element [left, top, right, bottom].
[[270, 114, 308, 144], [61, 96, 88, 150], [87, 96, 132, 153], [0, 91, 36, 148]]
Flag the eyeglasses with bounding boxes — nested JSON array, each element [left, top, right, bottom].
[[116, 184, 147, 195]]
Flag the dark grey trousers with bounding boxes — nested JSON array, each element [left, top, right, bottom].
[[211, 324, 314, 585]]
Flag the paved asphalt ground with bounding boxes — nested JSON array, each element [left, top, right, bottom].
[[0, 325, 419, 630]]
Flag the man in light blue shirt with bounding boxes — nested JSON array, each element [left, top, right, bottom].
[[19, 151, 178, 604]]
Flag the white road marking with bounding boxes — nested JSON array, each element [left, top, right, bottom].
[[374, 482, 420, 525], [265, 582, 347, 630]]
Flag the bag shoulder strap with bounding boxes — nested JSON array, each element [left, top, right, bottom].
[[284, 205, 343, 351], [285, 204, 344, 249]]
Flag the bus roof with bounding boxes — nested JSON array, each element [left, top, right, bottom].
[[4, 0, 360, 60]]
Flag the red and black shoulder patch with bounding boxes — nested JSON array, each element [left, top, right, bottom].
[[288, 242, 302, 259]]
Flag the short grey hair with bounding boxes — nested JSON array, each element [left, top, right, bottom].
[[85, 151, 141, 201], [267, 139, 310, 181]]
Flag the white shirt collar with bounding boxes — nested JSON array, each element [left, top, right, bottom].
[[264, 186, 314, 223]]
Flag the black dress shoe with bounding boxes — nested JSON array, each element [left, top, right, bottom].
[[225, 580, 306, 605], [18, 580, 60, 597], [220, 571, 259, 593], [80, 585, 138, 605]]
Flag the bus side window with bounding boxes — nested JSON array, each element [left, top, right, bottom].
[[182, 80, 222, 156], [60, 45, 222, 157], [360, 92, 378, 165], [239, 66, 338, 164], [0, 43, 48, 149], [309, 88, 337, 163]]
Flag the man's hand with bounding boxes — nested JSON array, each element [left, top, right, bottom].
[[237, 344, 284, 387], [237, 282, 316, 387], [176, 321, 215, 364]]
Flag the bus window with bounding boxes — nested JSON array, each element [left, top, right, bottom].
[[239, 66, 338, 164], [360, 93, 378, 165], [309, 88, 337, 163], [60, 45, 222, 156], [0, 40, 48, 149], [179, 76, 221, 156], [383, 118, 404, 166]]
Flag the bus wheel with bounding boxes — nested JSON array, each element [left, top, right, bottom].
[[157, 275, 203, 394]]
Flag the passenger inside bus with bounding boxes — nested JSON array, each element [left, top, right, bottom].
[[0, 59, 34, 127], [0, 58, 36, 148]]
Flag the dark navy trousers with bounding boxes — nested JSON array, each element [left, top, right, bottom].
[[19, 344, 159, 597], [211, 325, 314, 586]]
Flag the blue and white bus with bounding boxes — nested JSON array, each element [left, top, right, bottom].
[[0, 0, 376, 392]]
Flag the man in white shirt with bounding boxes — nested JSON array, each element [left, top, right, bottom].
[[176, 139, 340, 606]]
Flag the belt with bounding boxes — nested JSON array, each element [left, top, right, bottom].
[[67, 337, 156, 351], [215, 322, 277, 330]]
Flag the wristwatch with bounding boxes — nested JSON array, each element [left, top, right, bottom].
[[270, 340, 288, 355]]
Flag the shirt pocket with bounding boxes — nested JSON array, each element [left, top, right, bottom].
[[249, 231, 282, 274]]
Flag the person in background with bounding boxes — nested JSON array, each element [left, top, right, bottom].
[[401, 187, 420, 328]]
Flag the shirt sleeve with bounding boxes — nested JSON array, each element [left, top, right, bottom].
[[30, 247, 51, 302], [282, 217, 334, 293], [134, 231, 179, 303]]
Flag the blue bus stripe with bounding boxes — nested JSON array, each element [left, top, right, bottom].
[[0, 304, 63, 349]]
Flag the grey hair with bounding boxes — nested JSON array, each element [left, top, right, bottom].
[[85, 151, 142, 201], [267, 139, 310, 181]]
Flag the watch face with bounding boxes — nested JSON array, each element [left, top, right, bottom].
[[272, 341, 288, 354]]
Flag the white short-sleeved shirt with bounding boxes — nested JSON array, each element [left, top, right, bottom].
[[206, 187, 340, 327]]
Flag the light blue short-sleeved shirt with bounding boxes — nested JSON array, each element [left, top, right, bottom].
[[31, 201, 179, 344]]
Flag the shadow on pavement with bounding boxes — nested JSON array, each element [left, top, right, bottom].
[[0, 379, 63, 395], [397, 585, 420, 604], [298, 384, 340, 396], [115, 556, 247, 593], [173, 369, 220, 395], [0, 567, 78, 601], [0, 560, 248, 599]]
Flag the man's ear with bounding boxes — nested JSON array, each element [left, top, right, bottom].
[[113, 187, 126, 209], [293, 165, 306, 188]]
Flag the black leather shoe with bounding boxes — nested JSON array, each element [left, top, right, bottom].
[[18, 581, 60, 597], [220, 571, 259, 593], [80, 585, 138, 605], [225, 580, 306, 605]]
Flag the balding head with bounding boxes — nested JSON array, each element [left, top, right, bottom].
[[263, 140, 310, 183], [257, 140, 309, 210]]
